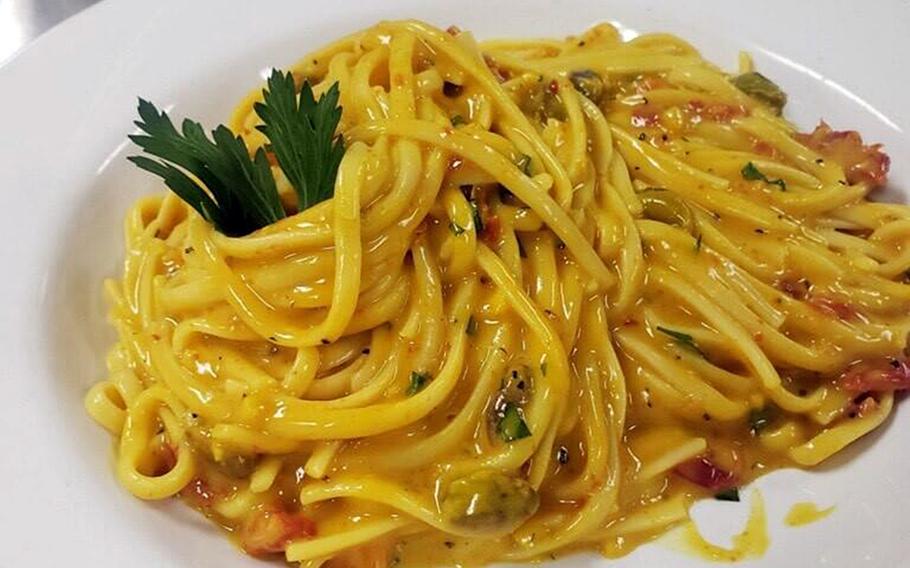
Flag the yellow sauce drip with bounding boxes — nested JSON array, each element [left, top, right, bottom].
[[678, 490, 769, 562], [784, 502, 834, 527]]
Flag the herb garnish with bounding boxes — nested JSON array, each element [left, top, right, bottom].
[[466, 315, 478, 336], [129, 69, 345, 236], [449, 222, 466, 236], [407, 371, 431, 396], [255, 70, 345, 211], [741, 162, 787, 191], [749, 407, 773, 434], [128, 101, 285, 236], [516, 154, 532, 176], [497, 403, 532, 442], [714, 488, 740, 502], [656, 326, 706, 357], [469, 200, 484, 233]]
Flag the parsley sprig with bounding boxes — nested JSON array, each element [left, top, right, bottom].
[[656, 326, 706, 358], [255, 71, 345, 211], [128, 70, 345, 236], [741, 162, 786, 191]]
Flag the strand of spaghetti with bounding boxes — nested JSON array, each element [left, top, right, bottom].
[[649, 266, 822, 413], [116, 386, 195, 499], [286, 518, 413, 562], [347, 119, 614, 288], [232, 280, 474, 439], [790, 394, 894, 466], [371, 319, 511, 470], [389, 20, 578, 207], [298, 475, 476, 535], [476, 245, 569, 484], [197, 143, 366, 347]]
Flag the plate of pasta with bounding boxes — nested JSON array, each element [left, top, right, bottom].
[[1, 0, 908, 567]]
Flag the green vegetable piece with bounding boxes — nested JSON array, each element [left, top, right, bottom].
[[749, 407, 773, 434], [497, 403, 531, 442], [715, 488, 741, 502], [731, 72, 787, 115], [441, 470, 540, 534], [569, 69, 606, 104], [469, 200, 484, 233], [656, 326, 706, 358], [742, 162, 787, 191], [407, 371, 430, 396], [516, 154, 532, 176], [638, 188, 694, 231]]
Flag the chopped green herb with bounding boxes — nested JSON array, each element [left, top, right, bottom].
[[749, 407, 773, 434], [466, 315, 478, 336], [656, 326, 706, 357], [407, 371, 430, 395], [497, 403, 532, 442], [714, 488, 740, 502], [516, 154, 533, 176], [254, 70, 345, 211], [742, 162, 787, 191], [470, 200, 484, 233], [731, 72, 787, 115], [451, 114, 467, 126], [449, 221, 466, 236], [695, 233, 703, 253], [128, 100, 286, 237]]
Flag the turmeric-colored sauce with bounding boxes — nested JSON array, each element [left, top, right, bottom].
[[676, 490, 769, 562], [784, 502, 834, 527]]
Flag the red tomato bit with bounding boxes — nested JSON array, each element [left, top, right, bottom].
[[674, 456, 737, 491], [239, 509, 317, 557], [840, 358, 910, 393], [795, 121, 890, 188]]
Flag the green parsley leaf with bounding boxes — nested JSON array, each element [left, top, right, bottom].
[[255, 70, 345, 211], [128, 99, 285, 237], [742, 162, 787, 191], [407, 371, 430, 396], [451, 114, 467, 126], [449, 221, 466, 236], [656, 326, 706, 357], [128, 70, 346, 236], [714, 488, 740, 502], [466, 315, 478, 336], [497, 403, 531, 442]]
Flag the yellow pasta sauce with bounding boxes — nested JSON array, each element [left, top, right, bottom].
[[84, 19, 909, 567]]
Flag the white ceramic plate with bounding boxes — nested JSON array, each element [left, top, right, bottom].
[[1, 1, 907, 566]]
